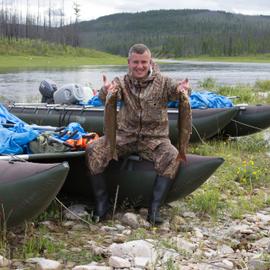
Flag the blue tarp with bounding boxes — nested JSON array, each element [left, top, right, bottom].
[[87, 91, 234, 109], [86, 96, 104, 107], [168, 91, 233, 109], [0, 104, 39, 154], [54, 122, 87, 141], [190, 91, 233, 109]]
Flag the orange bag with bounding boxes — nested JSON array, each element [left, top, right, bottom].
[[66, 132, 99, 150]]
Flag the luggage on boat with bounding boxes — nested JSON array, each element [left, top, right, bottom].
[[39, 79, 57, 104], [53, 83, 85, 104]]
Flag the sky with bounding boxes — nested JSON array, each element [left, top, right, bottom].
[[6, 0, 270, 22], [59, 0, 270, 21]]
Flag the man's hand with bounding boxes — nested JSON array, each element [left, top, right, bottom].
[[103, 75, 118, 94], [177, 78, 190, 95]]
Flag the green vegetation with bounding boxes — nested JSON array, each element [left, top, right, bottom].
[[0, 38, 125, 71], [187, 133, 270, 219], [179, 54, 270, 63], [78, 10, 270, 58], [199, 78, 270, 104]]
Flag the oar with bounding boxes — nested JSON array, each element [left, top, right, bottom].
[[0, 151, 85, 161], [1, 122, 65, 132]]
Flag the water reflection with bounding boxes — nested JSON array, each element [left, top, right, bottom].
[[1, 61, 270, 102]]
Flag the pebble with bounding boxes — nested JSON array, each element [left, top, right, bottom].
[[6, 205, 270, 270]]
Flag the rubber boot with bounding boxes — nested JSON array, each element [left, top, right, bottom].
[[147, 175, 172, 225], [90, 174, 110, 222]]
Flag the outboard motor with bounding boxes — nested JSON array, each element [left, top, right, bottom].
[[53, 83, 85, 105], [39, 79, 57, 104]]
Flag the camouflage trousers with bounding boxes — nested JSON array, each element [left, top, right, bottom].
[[85, 135, 181, 179]]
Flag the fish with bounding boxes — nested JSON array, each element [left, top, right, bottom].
[[177, 92, 192, 162], [104, 91, 118, 160]]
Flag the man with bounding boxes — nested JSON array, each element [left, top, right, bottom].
[[86, 43, 191, 224]]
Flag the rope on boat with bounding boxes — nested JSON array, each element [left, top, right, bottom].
[[55, 197, 92, 226], [231, 119, 264, 131], [192, 123, 207, 144]]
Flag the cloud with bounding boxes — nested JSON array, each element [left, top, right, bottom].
[[5, 0, 270, 21]]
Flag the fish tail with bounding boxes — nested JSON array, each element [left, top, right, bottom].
[[176, 153, 182, 162], [112, 149, 118, 161], [176, 152, 187, 162]]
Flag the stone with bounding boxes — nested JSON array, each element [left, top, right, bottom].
[[203, 248, 217, 258], [62, 221, 75, 227], [217, 244, 234, 254], [112, 233, 127, 243], [213, 259, 234, 269], [39, 221, 58, 231], [108, 256, 131, 268], [26, 257, 62, 270], [161, 249, 179, 264], [114, 224, 126, 231], [182, 211, 196, 218], [64, 204, 89, 220], [121, 213, 140, 229], [100, 226, 118, 232], [159, 220, 171, 233], [248, 256, 269, 270], [109, 240, 157, 264], [170, 216, 186, 231], [134, 257, 149, 268], [73, 265, 111, 270], [122, 229, 132, 235], [172, 237, 197, 253], [194, 227, 204, 239], [253, 237, 270, 249], [227, 224, 253, 238], [0, 255, 10, 267], [86, 241, 109, 256], [256, 213, 270, 223]]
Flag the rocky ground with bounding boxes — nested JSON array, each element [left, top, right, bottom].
[[1, 199, 270, 270]]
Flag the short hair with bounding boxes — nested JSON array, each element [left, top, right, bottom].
[[128, 44, 151, 58]]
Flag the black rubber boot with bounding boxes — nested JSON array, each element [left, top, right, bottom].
[[147, 175, 172, 225], [90, 174, 110, 222]]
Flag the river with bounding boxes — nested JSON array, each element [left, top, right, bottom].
[[1, 61, 270, 102]]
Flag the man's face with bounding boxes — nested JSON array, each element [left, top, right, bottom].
[[128, 51, 152, 80]]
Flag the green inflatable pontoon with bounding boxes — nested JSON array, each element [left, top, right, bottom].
[[220, 104, 270, 137], [0, 151, 224, 207], [0, 160, 69, 227], [8, 104, 238, 143]]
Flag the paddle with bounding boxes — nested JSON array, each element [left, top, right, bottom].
[[1, 122, 65, 132]]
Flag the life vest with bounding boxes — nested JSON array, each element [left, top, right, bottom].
[[66, 132, 99, 150]]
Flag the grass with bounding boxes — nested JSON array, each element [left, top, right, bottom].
[[199, 77, 270, 104], [187, 132, 270, 219], [0, 38, 125, 71], [0, 55, 125, 71], [179, 54, 270, 63]]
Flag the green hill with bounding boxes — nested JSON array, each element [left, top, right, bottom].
[[77, 9, 270, 57]]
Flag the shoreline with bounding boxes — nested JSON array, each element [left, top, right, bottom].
[[1, 54, 270, 72]]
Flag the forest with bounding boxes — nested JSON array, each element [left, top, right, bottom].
[[0, 0, 81, 47], [2, 2, 270, 58], [78, 10, 270, 57]]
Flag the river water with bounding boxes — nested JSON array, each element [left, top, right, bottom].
[[1, 61, 270, 102]]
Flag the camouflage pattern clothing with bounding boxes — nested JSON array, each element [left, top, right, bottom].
[[86, 64, 192, 179]]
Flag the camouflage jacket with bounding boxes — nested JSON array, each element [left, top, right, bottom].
[[99, 66, 192, 147]]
